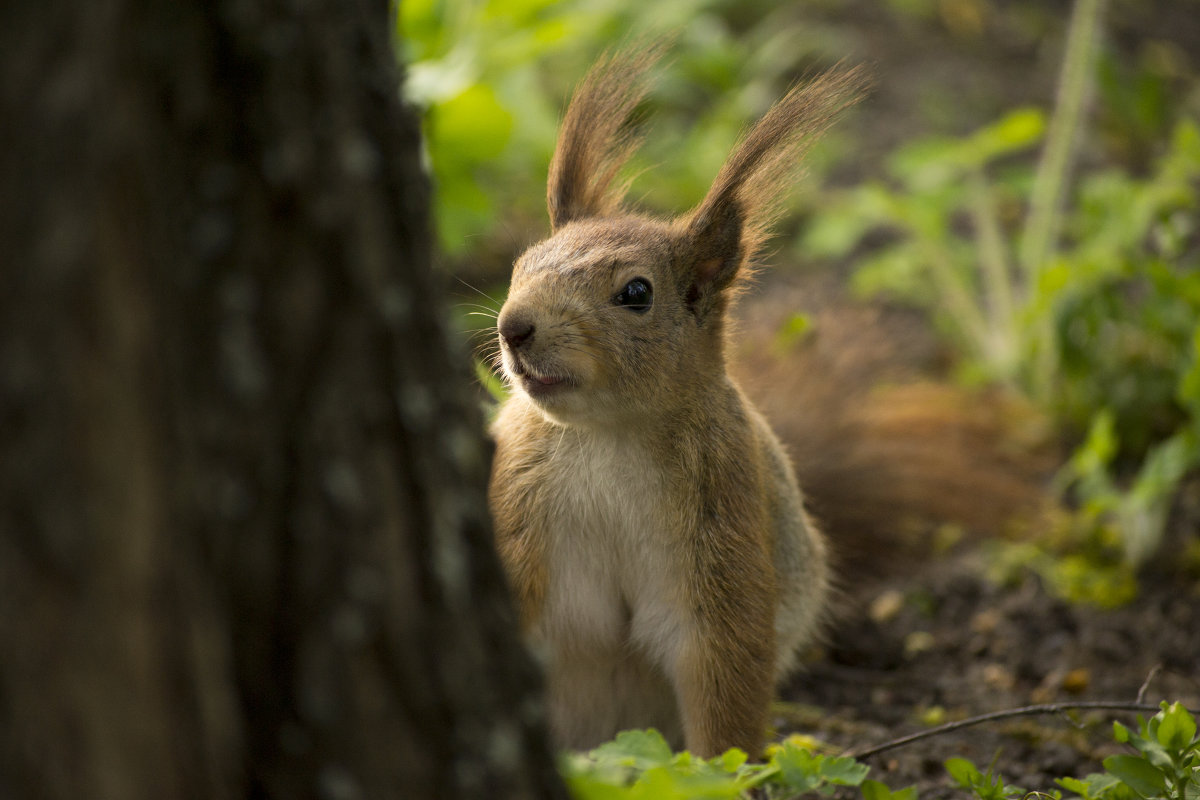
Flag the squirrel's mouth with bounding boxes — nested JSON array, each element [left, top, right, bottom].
[[508, 356, 572, 397]]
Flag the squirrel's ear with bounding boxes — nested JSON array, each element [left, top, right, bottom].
[[680, 201, 745, 319], [680, 64, 868, 315], [547, 43, 664, 231]]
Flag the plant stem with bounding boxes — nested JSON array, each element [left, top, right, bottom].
[[969, 167, 1017, 376], [919, 239, 993, 362], [1020, 0, 1106, 400], [846, 701, 1186, 761]]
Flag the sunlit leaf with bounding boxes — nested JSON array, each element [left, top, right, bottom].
[[589, 729, 675, 770], [1156, 702, 1198, 752], [1103, 754, 1168, 798]]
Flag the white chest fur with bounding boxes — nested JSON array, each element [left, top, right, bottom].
[[531, 426, 688, 669]]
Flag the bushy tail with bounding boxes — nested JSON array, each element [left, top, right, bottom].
[[733, 276, 1059, 585]]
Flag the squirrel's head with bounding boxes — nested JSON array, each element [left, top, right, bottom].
[[497, 45, 864, 427]]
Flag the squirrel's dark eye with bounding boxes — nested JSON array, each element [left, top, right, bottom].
[[614, 278, 652, 312]]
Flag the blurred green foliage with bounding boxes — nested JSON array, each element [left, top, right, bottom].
[[800, 1, 1200, 567], [813, 117, 1199, 568], [398, 0, 853, 258], [988, 534, 1140, 609]]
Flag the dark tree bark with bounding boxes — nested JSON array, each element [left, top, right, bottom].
[[0, 2, 563, 798]]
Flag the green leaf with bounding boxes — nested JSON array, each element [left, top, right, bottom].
[[631, 765, 742, 800], [1058, 772, 1130, 800], [946, 757, 983, 789], [862, 779, 892, 800], [802, 200, 878, 257], [960, 108, 1046, 167], [1103, 754, 1169, 798], [863, 778, 919, 800], [589, 729, 675, 770], [1118, 430, 1200, 566], [474, 359, 509, 406], [850, 245, 928, 302], [1156, 702, 1198, 752], [775, 313, 813, 350], [715, 748, 748, 773], [425, 81, 516, 253], [565, 773, 638, 800], [1177, 325, 1200, 418], [1046, 554, 1139, 609], [431, 83, 513, 160], [1058, 776, 1091, 797], [821, 755, 871, 787], [887, 109, 1044, 189], [775, 744, 825, 793], [1081, 410, 1120, 470]]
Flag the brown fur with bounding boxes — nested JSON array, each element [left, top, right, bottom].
[[731, 279, 1058, 585], [546, 43, 666, 231], [488, 46, 866, 757]]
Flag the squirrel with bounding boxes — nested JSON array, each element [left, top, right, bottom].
[[487, 45, 868, 757]]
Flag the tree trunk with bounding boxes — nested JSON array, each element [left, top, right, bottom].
[[0, 1, 563, 798]]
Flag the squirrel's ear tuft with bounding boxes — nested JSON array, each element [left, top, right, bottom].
[[547, 42, 666, 231], [681, 64, 868, 313]]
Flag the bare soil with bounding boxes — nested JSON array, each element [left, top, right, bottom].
[[778, 545, 1200, 798]]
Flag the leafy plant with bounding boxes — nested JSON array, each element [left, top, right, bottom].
[[562, 704, 1200, 800], [862, 778, 919, 800], [800, 0, 1200, 566], [1060, 703, 1200, 800], [945, 757, 1027, 800], [1037, 118, 1200, 566], [803, 106, 1048, 380], [560, 729, 872, 800], [987, 536, 1139, 609], [937, 704, 1199, 800], [1058, 772, 1134, 800], [1106, 703, 1200, 800]]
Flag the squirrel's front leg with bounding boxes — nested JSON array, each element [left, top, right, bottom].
[[672, 536, 777, 758]]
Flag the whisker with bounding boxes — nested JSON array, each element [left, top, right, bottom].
[[456, 303, 501, 315], [470, 344, 499, 358], [465, 332, 499, 347], [454, 275, 501, 303]]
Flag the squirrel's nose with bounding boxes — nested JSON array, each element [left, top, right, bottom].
[[499, 316, 535, 350]]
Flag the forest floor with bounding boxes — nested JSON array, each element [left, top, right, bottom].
[[778, 545, 1200, 799]]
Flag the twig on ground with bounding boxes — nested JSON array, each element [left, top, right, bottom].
[[847, 701, 1196, 760], [1136, 665, 1163, 704]]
